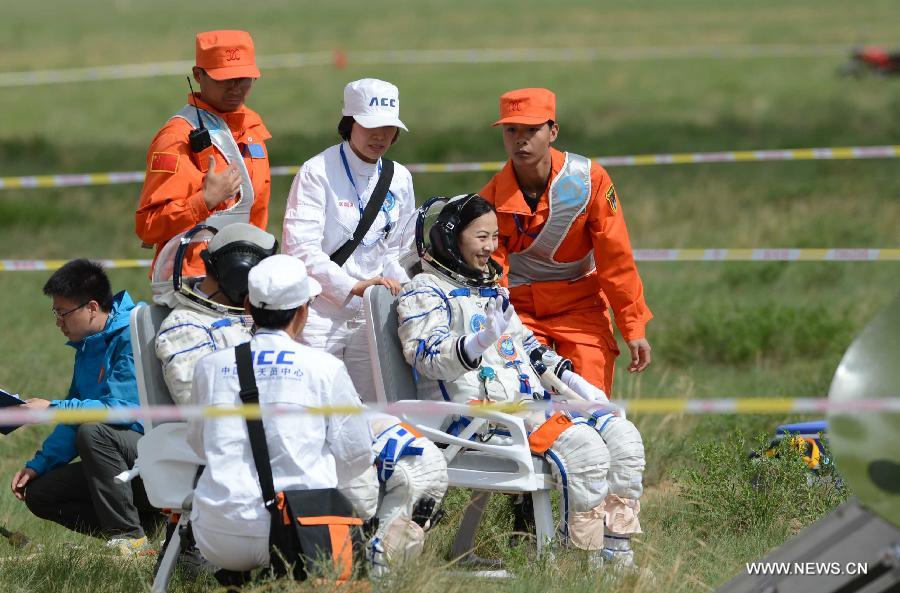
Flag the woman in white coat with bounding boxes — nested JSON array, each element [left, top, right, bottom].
[[282, 79, 446, 576], [283, 78, 415, 399], [396, 194, 647, 569]]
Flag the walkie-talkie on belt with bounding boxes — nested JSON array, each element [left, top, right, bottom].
[[186, 77, 212, 153]]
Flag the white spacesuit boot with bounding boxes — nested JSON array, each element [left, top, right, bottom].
[[583, 410, 646, 572], [367, 419, 448, 577], [528, 415, 611, 546]]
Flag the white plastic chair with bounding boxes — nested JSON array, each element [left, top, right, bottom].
[[362, 285, 557, 559], [121, 303, 203, 593]]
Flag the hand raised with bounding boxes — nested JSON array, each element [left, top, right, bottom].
[[474, 297, 515, 351], [202, 155, 242, 209]]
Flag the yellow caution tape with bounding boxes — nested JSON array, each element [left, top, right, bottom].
[[1, 398, 897, 428], [1, 146, 897, 191]]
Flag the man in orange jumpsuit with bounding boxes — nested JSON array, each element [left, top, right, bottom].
[[480, 88, 652, 395], [136, 30, 271, 272]]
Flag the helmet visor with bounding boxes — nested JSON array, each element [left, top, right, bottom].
[[415, 196, 456, 259], [151, 226, 216, 306]]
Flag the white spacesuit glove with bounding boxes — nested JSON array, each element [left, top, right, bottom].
[[561, 369, 610, 403], [463, 297, 514, 361]]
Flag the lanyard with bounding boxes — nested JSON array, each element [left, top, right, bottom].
[[339, 144, 392, 239], [513, 213, 540, 239]]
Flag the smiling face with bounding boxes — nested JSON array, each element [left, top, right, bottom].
[[458, 210, 499, 271], [193, 66, 254, 113], [348, 122, 398, 163], [501, 122, 559, 168]]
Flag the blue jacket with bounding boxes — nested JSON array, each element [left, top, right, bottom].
[[26, 291, 143, 476]]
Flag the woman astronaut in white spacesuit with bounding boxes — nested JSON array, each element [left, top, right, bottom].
[[397, 194, 646, 567]]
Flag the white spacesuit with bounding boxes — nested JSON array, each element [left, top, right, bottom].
[[396, 194, 646, 566], [156, 302, 253, 405], [152, 223, 277, 404]]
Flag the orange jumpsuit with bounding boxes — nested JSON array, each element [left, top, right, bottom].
[[135, 93, 271, 272], [480, 147, 652, 394]]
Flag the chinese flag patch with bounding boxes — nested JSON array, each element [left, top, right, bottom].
[[150, 152, 179, 174]]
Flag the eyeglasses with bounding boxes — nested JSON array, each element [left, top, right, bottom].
[[52, 301, 90, 320]]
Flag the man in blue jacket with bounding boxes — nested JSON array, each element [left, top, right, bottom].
[[9, 259, 155, 554]]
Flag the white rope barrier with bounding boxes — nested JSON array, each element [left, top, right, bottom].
[[0, 43, 865, 88]]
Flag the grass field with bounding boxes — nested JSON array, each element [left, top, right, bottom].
[[0, 1, 898, 591]]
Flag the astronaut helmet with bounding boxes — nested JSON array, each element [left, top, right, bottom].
[[151, 223, 277, 314], [412, 193, 502, 288]]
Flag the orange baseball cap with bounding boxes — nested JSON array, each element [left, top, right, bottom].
[[492, 88, 556, 127], [195, 30, 260, 80]]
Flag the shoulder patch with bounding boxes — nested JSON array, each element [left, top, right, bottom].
[[605, 185, 618, 213], [150, 152, 179, 174], [246, 143, 266, 158]]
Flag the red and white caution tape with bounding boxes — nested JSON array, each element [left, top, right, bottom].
[[0, 398, 897, 428], [1, 145, 897, 191], [2, 249, 897, 273], [0, 44, 864, 88]]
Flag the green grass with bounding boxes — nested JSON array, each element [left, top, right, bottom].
[[1, 0, 899, 591]]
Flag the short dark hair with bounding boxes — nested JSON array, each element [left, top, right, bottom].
[[458, 194, 497, 232], [43, 259, 114, 312], [337, 115, 400, 144], [249, 304, 299, 330], [337, 116, 355, 141]]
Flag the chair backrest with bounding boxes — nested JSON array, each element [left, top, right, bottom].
[[130, 303, 176, 431], [363, 285, 418, 405]]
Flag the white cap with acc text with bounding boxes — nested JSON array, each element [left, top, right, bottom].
[[342, 78, 408, 131], [248, 255, 321, 310]]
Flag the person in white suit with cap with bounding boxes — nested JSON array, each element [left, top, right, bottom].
[[282, 78, 416, 396], [187, 254, 375, 573], [281, 78, 447, 576]]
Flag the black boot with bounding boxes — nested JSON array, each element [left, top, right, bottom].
[[214, 568, 253, 591], [509, 493, 535, 548]]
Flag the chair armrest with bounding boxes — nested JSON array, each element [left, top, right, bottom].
[[391, 400, 536, 473]]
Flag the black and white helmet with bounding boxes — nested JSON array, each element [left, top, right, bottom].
[[413, 194, 502, 288], [151, 223, 277, 314]]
